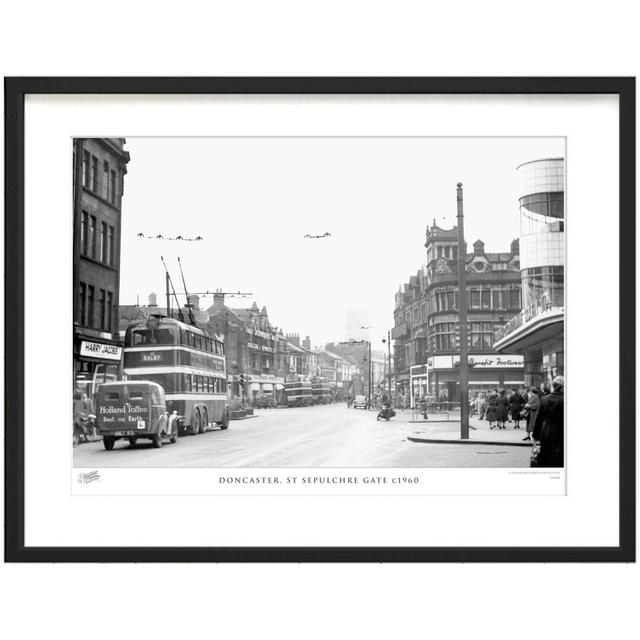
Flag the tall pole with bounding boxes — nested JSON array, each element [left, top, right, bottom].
[[368, 341, 372, 409], [456, 182, 470, 439], [387, 330, 392, 395]]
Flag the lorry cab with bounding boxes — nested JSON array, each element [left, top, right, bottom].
[[95, 381, 178, 450]]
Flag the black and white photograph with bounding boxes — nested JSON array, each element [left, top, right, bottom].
[[72, 136, 565, 472]]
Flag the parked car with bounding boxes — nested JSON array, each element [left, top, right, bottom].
[[353, 395, 369, 409], [253, 394, 275, 409]]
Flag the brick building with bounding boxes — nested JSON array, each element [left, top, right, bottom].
[[73, 138, 130, 398], [392, 221, 524, 406]]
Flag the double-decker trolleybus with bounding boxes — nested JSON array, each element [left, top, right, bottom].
[[311, 377, 332, 404], [283, 374, 313, 407], [123, 314, 230, 435]]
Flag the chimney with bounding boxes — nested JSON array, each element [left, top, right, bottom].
[[148, 292, 157, 307], [213, 289, 225, 311], [302, 335, 311, 350], [473, 239, 485, 255], [188, 294, 200, 310], [511, 238, 520, 256]]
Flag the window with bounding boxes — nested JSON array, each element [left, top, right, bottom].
[[89, 215, 97, 258], [481, 288, 491, 309], [80, 211, 88, 255], [101, 222, 108, 262], [470, 290, 480, 309], [470, 322, 493, 350], [110, 169, 117, 204], [108, 226, 115, 266], [106, 292, 113, 332], [103, 161, 110, 200], [99, 289, 106, 329], [82, 151, 90, 187], [78, 282, 86, 324], [183, 374, 192, 392], [510, 288, 521, 310], [91, 156, 98, 192], [87, 285, 95, 327], [433, 322, 457, 351]]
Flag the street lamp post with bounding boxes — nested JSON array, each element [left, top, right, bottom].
[[457, 182, 470, 439]]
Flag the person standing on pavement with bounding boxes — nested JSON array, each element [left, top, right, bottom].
[[522, 386, 540, 441], [495, 388, 509, 429], [476, 392, 487, 420], [485, 392, 498, 429], [532, 376, 564, 467], [508, 388, 525, 429]]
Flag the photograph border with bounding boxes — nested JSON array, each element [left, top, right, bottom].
[[5, 76, 635, 562]]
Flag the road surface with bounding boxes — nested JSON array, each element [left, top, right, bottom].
[[73, 403, 530, 468]]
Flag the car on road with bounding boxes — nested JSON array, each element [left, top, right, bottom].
[[95, 381, 179, 450], [353, 395, 369, 409]]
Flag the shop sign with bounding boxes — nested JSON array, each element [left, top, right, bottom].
[[454, 354, 524, 368], [80, 340, 122, 361]]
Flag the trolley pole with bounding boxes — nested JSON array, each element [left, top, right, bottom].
[[457, 182, 470, 439]]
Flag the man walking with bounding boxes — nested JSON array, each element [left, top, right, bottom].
[[532, 376, 564, 467]]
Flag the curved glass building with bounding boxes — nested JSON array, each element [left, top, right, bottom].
[[493, 158, 565, 387], [518, 158, 564, 310]]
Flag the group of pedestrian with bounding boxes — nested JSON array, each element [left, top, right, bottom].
[[472, 383, 552, 433]]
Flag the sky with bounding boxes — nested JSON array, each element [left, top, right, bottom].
[[119, 137, 564, 347]]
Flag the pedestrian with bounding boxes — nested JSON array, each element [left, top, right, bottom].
[[539, 382, 551, 397], [419, 394, 429, 420], [476, 392, 487, 420], [495, 388, 509, 429], [508, 388, 525, 429], [485, 393, 498, 429], [532, 376, 564, 467], [522, 386, 541, 441]]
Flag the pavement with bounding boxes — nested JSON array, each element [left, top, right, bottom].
[[393, 411, 533, 446]]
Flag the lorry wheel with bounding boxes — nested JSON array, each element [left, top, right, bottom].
[[199, 408, 208, 434], [73, 431, 80, 447], [189, 409, 201, 436], [219, 409, 230, 430], [128, 437, 137, 447], [103, 437, 115, 451], [152, 431, 163, 448]]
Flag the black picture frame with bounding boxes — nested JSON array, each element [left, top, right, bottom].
[[4, 77, 635, 562]]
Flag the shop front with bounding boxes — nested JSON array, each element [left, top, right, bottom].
[[425, 354, 525, 403], [74, 332, 123, 401]]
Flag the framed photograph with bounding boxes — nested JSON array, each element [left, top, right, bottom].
[[5, 77, 635, 562]]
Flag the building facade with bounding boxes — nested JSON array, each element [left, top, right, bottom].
[[493, 158, 565, 387], [393, 222, 524, 405], [73, 138, 130, 398]]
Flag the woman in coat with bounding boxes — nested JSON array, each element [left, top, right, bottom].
[[495, 389, 509, 429], [522, 387, 540, 441], [485, 393, 498, 429], [508, 389, 525, 429]]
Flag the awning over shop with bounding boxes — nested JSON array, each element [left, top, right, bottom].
[[250, 383, 260, 391], [262, 383, 273, 391], [275, 383, 285, 390]]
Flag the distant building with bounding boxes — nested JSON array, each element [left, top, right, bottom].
[[392, 221, 523, 405], [493, 158, 565, 387], [73, 138, 130, 397]]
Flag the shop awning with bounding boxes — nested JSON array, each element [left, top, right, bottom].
[[262, 383, 273, 391], [275, 383, 285, 390], [250, 383, 260, 391]]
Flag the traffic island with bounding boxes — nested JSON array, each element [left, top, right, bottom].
[[407, 421, 533, 447]]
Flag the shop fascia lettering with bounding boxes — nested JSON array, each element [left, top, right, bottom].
[[427, 354, 524, 369], [80, 340, 122, 361]]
